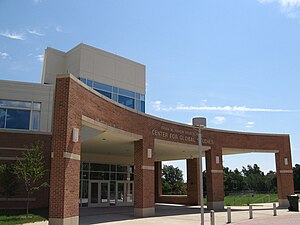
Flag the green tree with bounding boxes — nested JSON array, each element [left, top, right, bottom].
[[162, 165, 186, 195], [0, 163, 19, 198], [265, 171, 277, 193], [242, 164, 267, 192], [223, 167, 246, 194], [14, 141, 48, 217], [293, 164, 300, 191]]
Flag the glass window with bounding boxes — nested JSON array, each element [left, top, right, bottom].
[[95, 89, 112, 99], [117, 165, 128, 172], [82, 172, 89, 180], [118, 95, 135, 109], [87, 79, 93, 87], [112, 93, 117, 101], [32, 111, 40, 130], [81, 162, 90, 171], [140, 94, 145, 101], [130, 166, 134, 173], [136, 100, 141, 112], [111, 165, 116, 172], [6, 109, 30, 130], [0, 100, 32, 109], [79, 77, 87, 84], [94, 81, 112, 92], [0, 108, 5, 128], [119, 88, 135, 98], [136, 93, 140, 100], [110, 173, 116, 180], [112, 87, 118, 93], [90, 172, 109, 180], [33, 102, 41, 110], [0, 100, 41, 131], [90, 163, 110, 172], [141, 101, 145, 113], [130, 174, 134, 181], [90, 172, 100, 180], [117, 173, 127, 180]]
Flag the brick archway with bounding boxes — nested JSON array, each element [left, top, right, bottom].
[[49, 74, 294, 225]]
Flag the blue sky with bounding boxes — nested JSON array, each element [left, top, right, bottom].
[[0, 0, 299, 179]]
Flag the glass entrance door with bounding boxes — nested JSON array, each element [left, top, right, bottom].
[[89, 181, 110, 207], [100, 182, 109, 204], [116, 181, 134, 205]]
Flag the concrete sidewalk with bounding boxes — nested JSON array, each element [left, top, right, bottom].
[[24, 203, 300, 225], [79, 203, 300, 225]]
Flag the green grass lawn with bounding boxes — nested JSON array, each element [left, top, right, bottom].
[[0, 214, 47, 225], [224, 193, 278, 206], [0, 208, 48, 225]]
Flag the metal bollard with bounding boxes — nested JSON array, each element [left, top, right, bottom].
[[210, 210, 215, 225], [273, 203, 277, 216], [227, 207, 231, 223], [249, 205, 253, 219]]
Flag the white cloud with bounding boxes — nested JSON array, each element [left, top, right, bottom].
[[281, 0, 300, 7], [150, 101, 173, 112], [213, 116, 226, 125], [259, 0, 300, 6], [246, 121, 255, 128], [36, 54, 44, 62], [0, 31, 25, 40], [0, 52, 9, 59], [151, 101, 162, 111], [150, 102, 294, 113], [27, 29, 44, 36], [55, 26, 63, 32], [258, 0, 300, 18], [175, 105, 290, 112]]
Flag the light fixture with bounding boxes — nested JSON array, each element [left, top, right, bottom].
[[147, 148, 152, 158], [284, 158, 288, 165], [72, 128, 79, 143]]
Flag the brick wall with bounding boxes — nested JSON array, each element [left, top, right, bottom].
[[0, 131, 51, 209], [48, 74, 294, 219]]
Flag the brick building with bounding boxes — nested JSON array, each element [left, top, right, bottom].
[[0, 44, 294, 225]]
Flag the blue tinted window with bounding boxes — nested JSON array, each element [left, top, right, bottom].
[[32, 111, 40, 130], [6, 109, 30, 130], [112, 87, 118, 93], [94, 81, 112, 92], [118, 95, 135, 109], [33, 102, 41, 110], [112, 93, 117, 101], [79, 77, 87, 84], [95, 89, 112, 99], [119, 88, 135, 98], [136, 100, 141, 111], [140, 94, 145, 101], [0, 108, 5, 128], [87, 79, 93, 87], [141, 101, 145, 112], [136, 93, 140, 100], [0, 100, 32, 109]]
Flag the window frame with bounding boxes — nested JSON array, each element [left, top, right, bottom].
[[0, 99, 41, 131]]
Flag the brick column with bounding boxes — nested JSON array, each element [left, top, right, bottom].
[[134, 138, 155, 217], [155, 161, 162, 202], [187, 158, 200, 205], [205, 145, 224, 210], [49, 77, 81, 225], [276, 136, 294, 207]]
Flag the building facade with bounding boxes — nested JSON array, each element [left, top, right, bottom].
[[0, 44, 295, 225]]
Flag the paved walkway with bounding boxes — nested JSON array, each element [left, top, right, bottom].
[[25, 203, 300, 225], [79, 203, 300, 225]]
